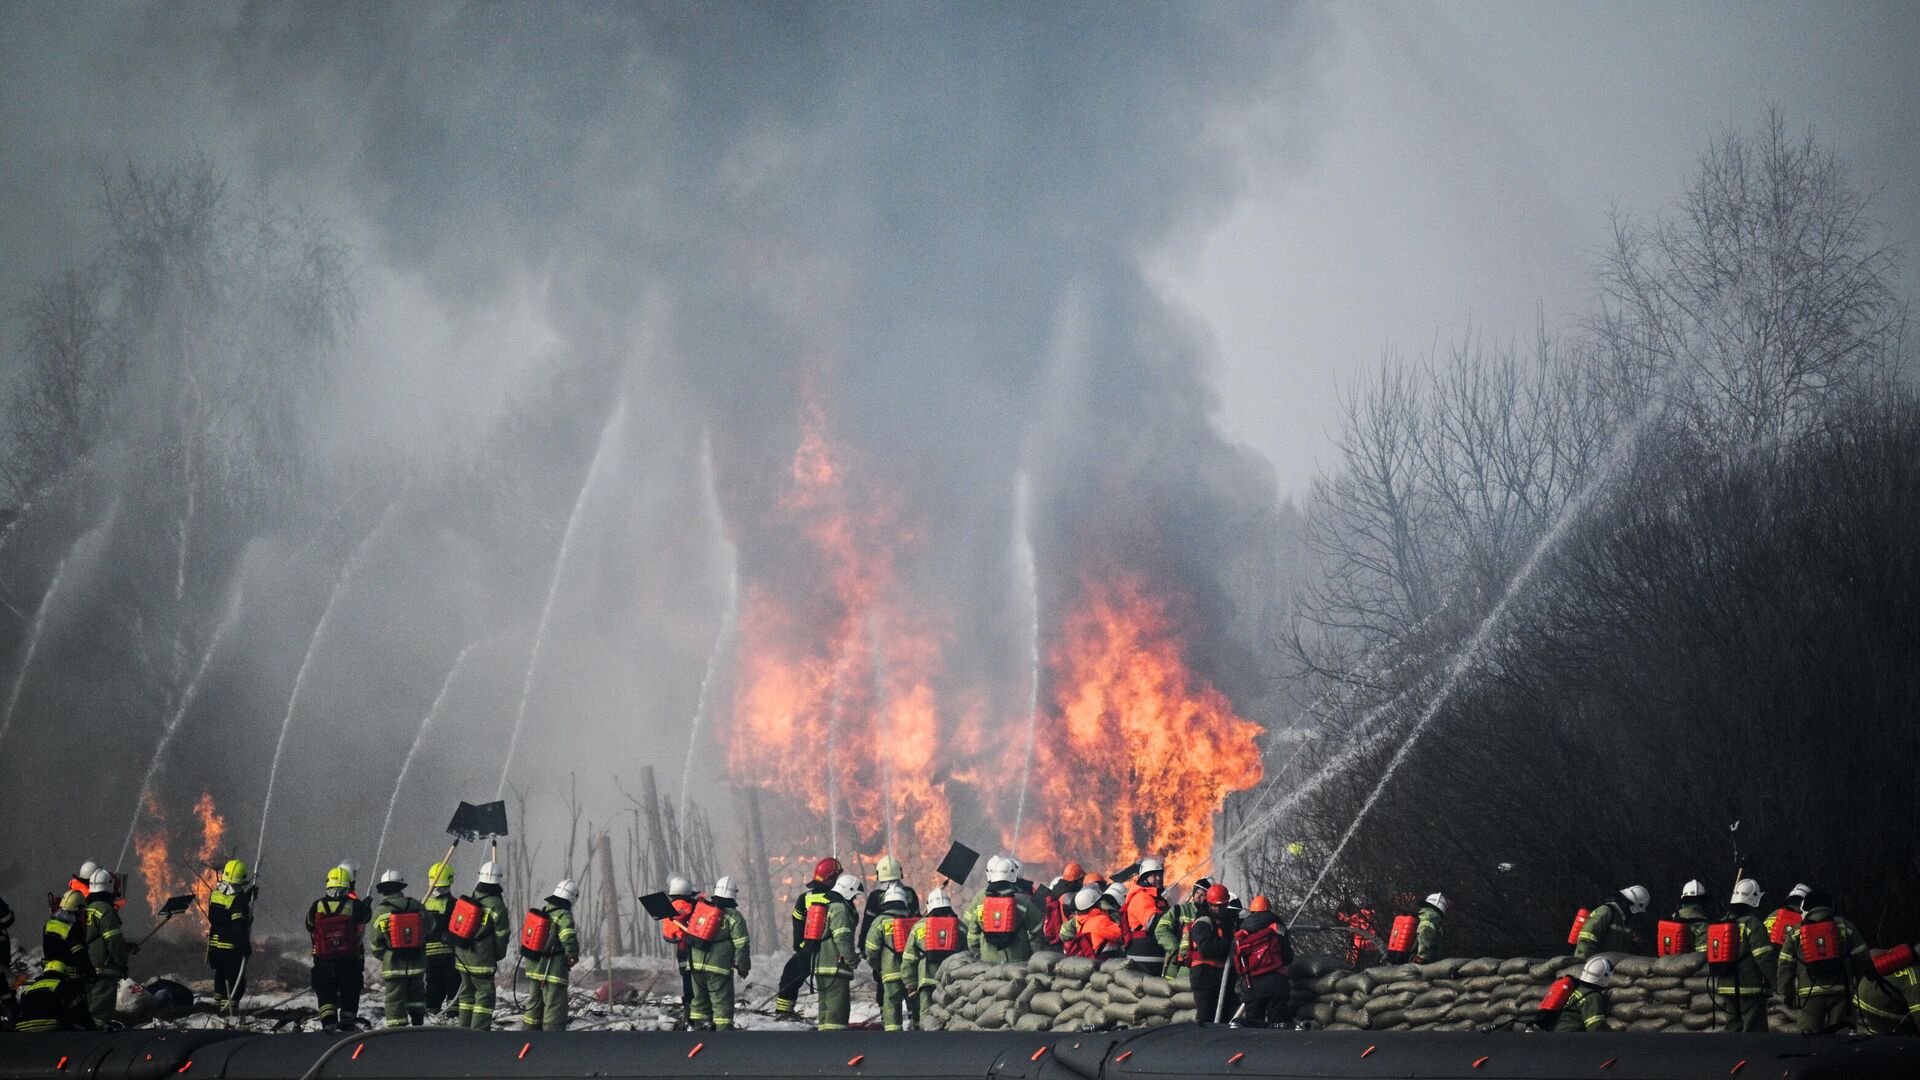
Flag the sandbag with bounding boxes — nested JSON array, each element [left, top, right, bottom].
[[1422, 957, 1469, 978], [1652, 952, 1704, 976], [1053, 956, 1095, 981], [1364, 964, 1421, 988], [1497, 957, 1534, 975], [1457, 957, 1502, 977], [1410, 986, 1457, 1008], [1139, 975, 1172, 998], [1028, 990, 1064, 1017], [1029, 951, 1063, 974]]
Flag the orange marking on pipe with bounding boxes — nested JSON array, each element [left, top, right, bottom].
[[1601, 1058, 1616, 1070], [687, 1043, 704, 1059], [1115, 1049, 1134, 1062], [56, 1058, 68, 1071], [1228, 1052, 1246, 1065], [1031, 1047, 1049, 1061], [177, 1062, 194, 1074], [352, 1044, 365, 1061], [847, 1054, 865, 1066], [1361, 1045, 1375, 1058], [1473, 1056, 1490, 1069], [1730, 1062, 1747, 1076], [518, 1043, 531, 1060]]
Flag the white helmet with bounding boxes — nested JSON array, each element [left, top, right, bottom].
[[832, 873, 862, 901], [986, 857, 1015, 885], [926, 887, 951, 910], [553, 878, 579, 903], [337, 860, 360, 884], [1138, 856, 1164, 878], [379, 869, 407, 888], [1074, 886, 1102, 913], [1047, 876, 1062, 891], [1581, 956, 1614, 988], [1681, 879, 1707, 900], [477, 861, 503, 886], [882, 884, 909, 909], [711, 876, 738, 901], [876, 856, 903, 883], [1787, 882, 1811, 906], [1102, 882, 1127, 907], [1425, 892, 1449, 914], [1619, 885, 1650, 915], [89, 868, 115, 893], [1730, 878, 1763, 909], [78, 861, 99, 881], [666, 875, 694, 898]]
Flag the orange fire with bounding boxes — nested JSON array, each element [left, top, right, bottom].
[[726, 392, 1262, 881], [132, 790, 227, 915]]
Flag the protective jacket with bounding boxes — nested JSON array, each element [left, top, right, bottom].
[[1413, 903, 1444, 964], [42, 909, 93, 977], [964, 884, 1045, 963], [1059, 908, 1125, 958], [788, 878, 832, 950], [84, 895, 129, 976], [452, 885, 510, 973], [1708, 909, 1778, 998], [901, 906, 963, 991], [808, 896, 860, 978], [688, 897, 751, 978], [863, 908, 914, 985], [527, 898, 580, 983], [1777, 906, 1868, 1003], [372, 893, 428, 977], [1674, 902, 1712, 952], [1550, 980, 1608, 1031], [207, 883, 254, 957], [1574, 899, 1630, 958], [1854, 957, 1920, 1034], [861, 884, 921, 943], [423, 888, 455, 957]]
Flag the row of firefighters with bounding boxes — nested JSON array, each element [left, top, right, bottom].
[[5, 859, 1917, 1038]]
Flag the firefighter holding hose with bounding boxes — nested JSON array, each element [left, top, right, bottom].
[[521, 878, 581, 1031], [773, 857, 842, 1020]]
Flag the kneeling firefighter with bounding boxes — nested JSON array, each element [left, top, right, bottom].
[[1537, 957, 1613, 1031], [902, 888, 963, 1017], [13, 966, 93, 1033], [449, 860, 510, 1029], [685, 876, 750, 1031], [1854, 944, 1920, 1035], [372, 870, 428, 1028], [811, 874, 862, 1031], [521, 878, 581, 1031]]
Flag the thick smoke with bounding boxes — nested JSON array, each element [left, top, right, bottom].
[[0, 3, 1314, 913]]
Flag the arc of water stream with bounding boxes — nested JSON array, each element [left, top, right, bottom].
[[256, 499, 402, 864], [827, 672, 841, 856], [870, 611, 895, 854], [0, 504, 117, 752], [496, 400, 627, 801], [117, 576, 249, 867], [1009, 474, 1042, 859], [674, 564, 737, 864], [373, 637, 486, 874], [1288, 409, 1656, 926]]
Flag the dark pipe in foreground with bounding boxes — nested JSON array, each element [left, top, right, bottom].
[[0, 1026, 1914, 1080]]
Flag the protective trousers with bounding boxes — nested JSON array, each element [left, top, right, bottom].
[[690, 970, 735, 1029], [1713, 981, 1770, 1032], [1240, 973, 1291, 1026], [1191, 966, 1238, 1025], [523, 976, 570, 1031], [679, 961, 694, 1026], [1796, 991, 1849, 1035], [455, 966, 497, 1029], [815, 973, 851, 1030], [383, 974, 426, 1027], [774, 948, 812, 1014], [879, 977, 909, 1031], [87, 973, 121, 1028], [210, 952, 247, 1010], [311, 958, 357, 1029], [424, 954, 457, 1013]]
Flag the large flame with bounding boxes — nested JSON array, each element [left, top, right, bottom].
[[725, 393, 1262, 880], [133, 790, 227, 915]]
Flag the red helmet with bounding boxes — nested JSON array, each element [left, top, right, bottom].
[[813, 857, 842, 882], [1206, 884, 1230, 905]]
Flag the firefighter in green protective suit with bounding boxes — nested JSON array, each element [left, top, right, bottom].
[[1156, 879, 1211, 976], [1776, 887, 1870, 1036], [964, 856, 1045, 963], [686, 876, 750, 1030], [421, 860, 457, 1015], [1854, 945, 1920, 1035], [372, 870, 428, 1027], [902, 888, 964, 1014], [206, 859, 254, 1013], [1574, 885, 1648, 958], [24, 890, 97, 1032], [83, 869, 129, 1028], [522, 878, 581, 1031], [1542, 957, 1613, 1031], [1708, 878, 1777, 1032], [862, 883, 918, 1031], [1412, 893, 1448, 963], [1672, 879, 1713, 952], [811, 874, 862, 1031], [453, 860, 511, 1029]]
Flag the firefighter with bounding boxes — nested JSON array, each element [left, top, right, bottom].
[[421, 860, 457, 1015], [83, 868, 129, 1028], [811, 873, 862, 1031], [1706, 878, 1777, 1032], [1122, 856, 1170, 973], [902, 887, 963, 1015], [773, 857, 842, 1019], [307, 866, 367, 1032], [1043, 862, 1086, 948], [1853, 945, 1920, 1035], [1538, 957, 1613, 1031], [1776, 886, 1870, 1035], [371, 870, 429, 1027], [1059, 886, 1125, 959], [1665, 879, 1712, 954], [686, 876, 750, 1031], [69, 861, 97, 898], [861, 857, 919, 1016], [452, 860, 510, 1030], [1187, 884, 1239, 1024], [521, 878, 581, 1031], [1234, 895, 1294, 1027], [0, 892, 15, 1013], [1573, 885, 1649, 958], [13, 966, 93, 1032], [1155, 878, 1212, 977], [1387, 893, 1448, 965], [206, 859, 254, 1014], [334, 861, 373, 1027], [863, 883, 916, 1031], [43, 891, 93, 981], [660, 875, 698, 1028], [1766, 883, 1812, 943], [965, 856, 1045, 962]]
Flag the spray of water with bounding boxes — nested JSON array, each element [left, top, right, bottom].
[[870, 611, 895, 853], [1009, 472, 1042, 857], [1287, 410, 1656, 926], [117, 574, 249, 867], [675, 564, 737, 860], [0, 503, 117, 751], [374, 637, 486, 873], [827, 670, 842, 855], [495, 400, 627, 800], [256, 498, 402, 863]]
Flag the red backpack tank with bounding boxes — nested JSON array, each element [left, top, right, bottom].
[[802, 900, 830, 942], [1566, 909, 1590, 947], [921, 915, 960, 955], [312, 909, 357, 961], [386, 910, 424, 949], [520, 908, 553, 957], [1705, 922, 1740, 971], [1042, 894, 1066, 945], [448, 897, 485, 942], [981, 895, 1017, 942], [1872, 944, 1915, 978], [1655, 920, 1690, 957], [1386, 914, 1416, 960], [889, 916, 919, 953], [1769, 908, 1803, 945], [686, 901, 725, 944], [1798, 920, 1842, 969], [1535, 976, 1574, 1026]]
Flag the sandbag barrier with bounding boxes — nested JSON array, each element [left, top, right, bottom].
[[926, 951, 1803, 1034], [0, 1027, 1915, 1080]]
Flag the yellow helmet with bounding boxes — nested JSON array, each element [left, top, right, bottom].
[[326, 866, 351, 890], [428, 861, 455, 888], [59, 889, 86, 913], [223, 859, 251, 886]]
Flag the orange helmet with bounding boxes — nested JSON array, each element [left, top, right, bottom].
[[1249, 895, 1271, 912], [813, 857, 842, 882], [1206, 884, 1230, 905], [1062, 861, 1085, 881]]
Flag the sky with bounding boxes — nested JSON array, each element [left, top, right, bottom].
[[1166, 1, 1920, 495]]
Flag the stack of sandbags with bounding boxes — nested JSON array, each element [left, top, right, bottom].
[[923, 952, 1198, 1032]]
